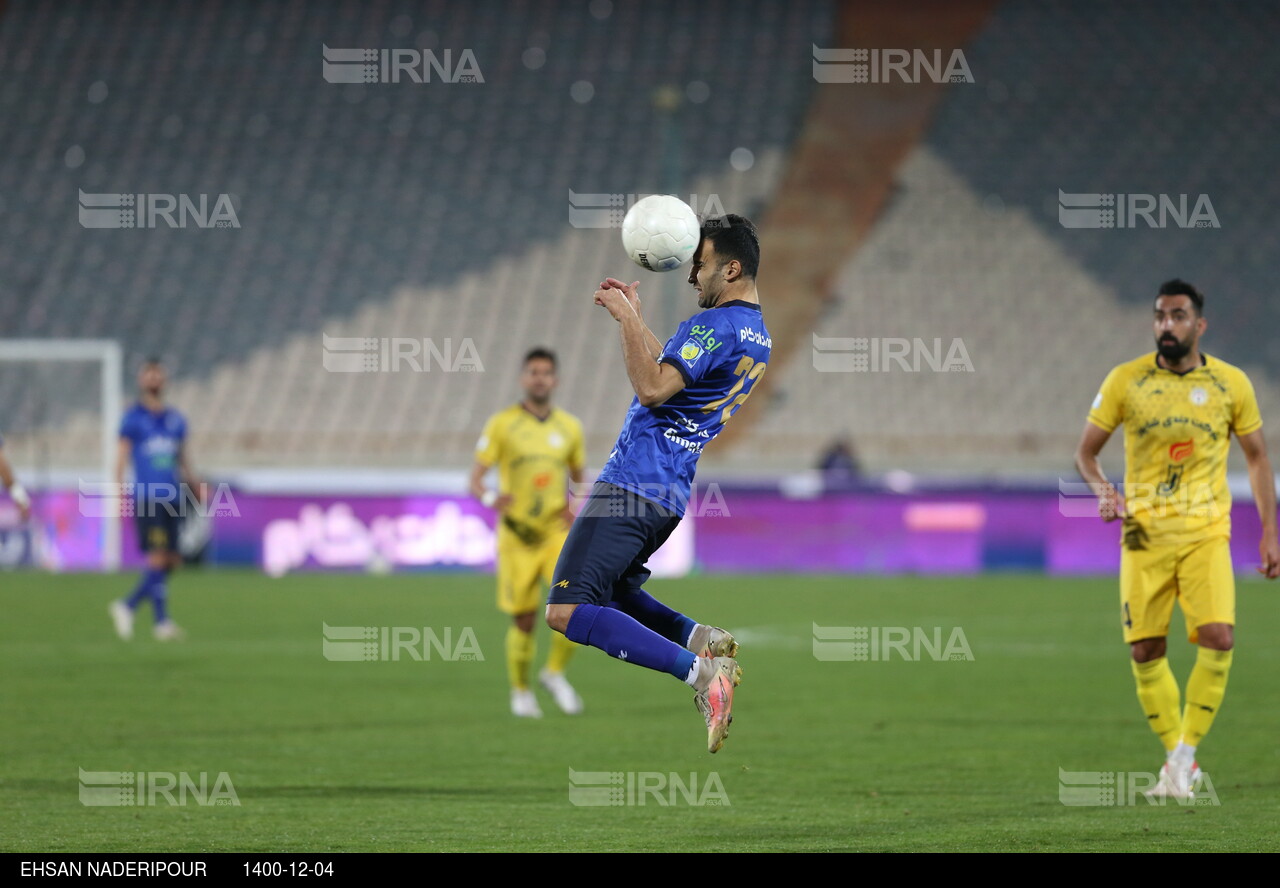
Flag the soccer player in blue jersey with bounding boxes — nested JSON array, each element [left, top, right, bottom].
[[545, 214, 770, 753], [109, 358, 202, 642]]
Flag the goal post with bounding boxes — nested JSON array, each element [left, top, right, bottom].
[[0, 339, 124, 570]]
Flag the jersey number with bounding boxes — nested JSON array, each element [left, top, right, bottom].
[[702, 356, 768, 425]]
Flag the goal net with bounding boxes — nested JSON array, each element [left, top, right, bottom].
[[0, 340, 123, 570]]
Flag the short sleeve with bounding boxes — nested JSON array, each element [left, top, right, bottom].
[[475, 413, 503, 466], [1087, 366, 1127, 433], [1232, 371, 1263, 436], [118, 411, 136, 441], [659, 315, 734, 384]]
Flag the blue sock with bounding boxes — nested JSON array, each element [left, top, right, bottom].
[[149, 571, 170, 624], [125, 568, 164, 610], [565, 604, 697, 681], [607, 590, 698, 647]]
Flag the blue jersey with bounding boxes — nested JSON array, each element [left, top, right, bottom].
[[120, 403, 187, 500], [598, 300, 771, 514]]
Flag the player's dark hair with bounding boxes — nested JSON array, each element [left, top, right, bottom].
[[523, 347, 557, 370], [1156, 279, 1204, 316], [700, 214, 760, 279], [141, 356, 163, 369]]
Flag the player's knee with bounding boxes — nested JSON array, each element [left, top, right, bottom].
[[545, 603, 575, 634], [513, 612, 535, 634], [1197, 623, 1234, 651], [1130, 637, 1166, 662]]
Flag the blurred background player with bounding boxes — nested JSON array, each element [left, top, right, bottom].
[[471, 348, 587, 717], [545, 215, 767, 754], [0, 432, 31, 521], [1075, 279, 1280, 799], [109, 358, 203, 642]]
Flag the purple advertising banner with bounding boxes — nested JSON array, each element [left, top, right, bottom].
[[1, 486, 1270, 575]]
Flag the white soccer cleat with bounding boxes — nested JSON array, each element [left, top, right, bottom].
[[153, 620, 185, 642], [1144, 760, 1200, 801], [686, 625, 738, 659], [539, 669, 584, 715], [109, 601, 134, 641], [510, 688, 543, 718]]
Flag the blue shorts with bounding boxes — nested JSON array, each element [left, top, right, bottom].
[[547, 483, 681, 607], [134, 503, 181, 554]]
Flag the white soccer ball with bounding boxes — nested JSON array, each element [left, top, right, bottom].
[[621, 195, 700, 272]]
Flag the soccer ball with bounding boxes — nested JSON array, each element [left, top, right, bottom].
[[621, 195, 700, 272]]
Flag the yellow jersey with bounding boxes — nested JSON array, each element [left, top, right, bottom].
[[1088, 352, 1262, 544], [475, 404, 585, 544]]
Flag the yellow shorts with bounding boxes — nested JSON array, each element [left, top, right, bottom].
[[496, 525, 568, 615], [1119, 533, 1235, 644]]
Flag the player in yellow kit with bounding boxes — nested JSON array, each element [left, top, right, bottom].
[[1075, 279, 1280, 799], [470, 348, 587, 718]]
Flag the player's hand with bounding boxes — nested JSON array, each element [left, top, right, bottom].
[[493, 494, 513, 513], [594, 283, 638, 322], [559, 505, 574, 525], [1098, 485, 1126, 522], [16, 502, 29, 521], [1257, 535, 1280, 579], [603, 278, 642, 316]]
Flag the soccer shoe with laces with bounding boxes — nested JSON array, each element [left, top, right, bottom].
[[1144, 759, 1201, 800], [687, 625, 738, 659], [539, 669, 584, 715], [510, 688, 543, 718], [109, 601, 134, 641], [693, 656, 741, 754], [153, 620, 185, 642]]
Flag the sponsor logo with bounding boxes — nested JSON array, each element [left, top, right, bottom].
[[739, 327, 772, 348], [689, 324, 724, 353], [1169, 440, 1194, 462], [680, 340, 704, 363]]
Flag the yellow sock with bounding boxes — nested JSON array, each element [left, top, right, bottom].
[[506, 626, 535, 690], [545, 630, 577, 674], [1131, 657, 1181, 752], [1181, 647, 1232, 747]]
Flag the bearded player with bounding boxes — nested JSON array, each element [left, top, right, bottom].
[[1074, 279, 1280, 798], [472, 348, 587, 718], [545, 214, 769, 753], [109, 358, 202, 642]]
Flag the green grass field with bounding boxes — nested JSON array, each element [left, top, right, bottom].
[[2, 570, 1278, 852]]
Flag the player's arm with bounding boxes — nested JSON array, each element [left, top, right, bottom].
[[604, 278, 663, 360], [177, 442, 204, 503], [1074, 420, 1125, 521], [114, 436, 133, 519], [1236, 429, 1280, 578], [595, 281, 685, 407], [0, 444, 30, 520], [469, 459, 512, 512]]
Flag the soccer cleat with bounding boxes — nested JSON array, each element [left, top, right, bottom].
[[109, 601, 134, 641], [510, 688, 543, 718], [693, 656, 741, 754], [1144, 759, 1200, 801], [539, 669, 584, 715], [687, 625, 738, 659], [153, 620, 185, 642]]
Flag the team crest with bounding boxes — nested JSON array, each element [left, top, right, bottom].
[[548, 432, 564, 448], [1189, 387, 1208, 406], [679, 339, 703, 363]]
